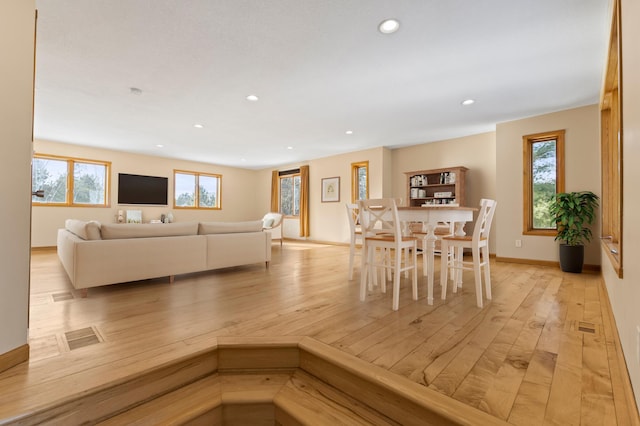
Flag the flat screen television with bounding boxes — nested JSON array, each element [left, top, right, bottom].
[[117, 173, 168, 205]]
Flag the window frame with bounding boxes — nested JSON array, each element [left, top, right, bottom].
[[600, 0, 623, 277], [279, 170, 301, 217], [31, 154, 111, 207], [351, 161, 369, 203], [173, 169, 222, 210], [522, 129, 565, 236]]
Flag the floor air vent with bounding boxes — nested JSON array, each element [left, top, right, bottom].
[[577, 321, 596, 334], [64, 327, 102, 350], [52, 292, 74, 302], [572, 320, 599, 335]]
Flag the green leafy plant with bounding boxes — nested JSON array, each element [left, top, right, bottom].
[[549, 191, 599, 246]]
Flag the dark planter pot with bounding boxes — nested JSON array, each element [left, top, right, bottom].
[[559, 244, 584, 273]]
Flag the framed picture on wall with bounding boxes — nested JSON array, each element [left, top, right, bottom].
[[321, 177, 340, 202], [126, 210, 142, 223]]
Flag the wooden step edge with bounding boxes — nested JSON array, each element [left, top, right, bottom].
[[5, 347, 219, 425], [273, 369, 399, 425], [5, 336, 511, 425], [99, 371, 294, 426], [97, 374, 223, 426], [297, 336, 510, 426], [216, 336, 303, 371]]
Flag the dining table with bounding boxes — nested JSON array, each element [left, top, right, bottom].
[[397, 206, 476, 305]]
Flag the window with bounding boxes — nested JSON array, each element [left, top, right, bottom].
[[279, 170, 300, 216], [174, 170, 221, 209], [600, 0, 622, 277], [32, 154, 110, 207], [351, 161, 369, 202], [523, 130, 565, 235]]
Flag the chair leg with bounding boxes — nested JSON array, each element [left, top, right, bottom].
[[404, 248, 409, 278], [348, 237, 355, 280], [386, 249, 392, 281], [482, 245, 492, 300], [359, 245, 370, 301], [392, 248, 401, 311], [473, 246, 483, 308], [411, 247, 418, 301], [454, 246, 463, 290], [422, 238, 428, 277], [440, 241, 448, 300], [452, 247, 462, 294], [377, 248, 387, 293], [371, 247, 379, 290]]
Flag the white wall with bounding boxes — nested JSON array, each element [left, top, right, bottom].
[[495, 105, 601, 265], [602, 0, 640, 408], [0, 0, 34, 356], [32, 140, 264, 247], [259, 147, 388, 244], [391, 132, 498, 252], [308, 147, 387, 244]]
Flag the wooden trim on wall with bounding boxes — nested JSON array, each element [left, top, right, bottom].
[[496, 256, 600, 273], [600, 0, 623, 278], [0, 344, 29, 375], [599, 277, 640, 424], [31, 246, 56, 253], [350, 161, 369, 203], [522, 130, 565, 236]]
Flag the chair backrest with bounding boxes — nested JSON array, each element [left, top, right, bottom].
[[472, 199, 497, 241], [262, 212, 283, 228], [358, 198, 401, 239], [345, 203, 359, 234]]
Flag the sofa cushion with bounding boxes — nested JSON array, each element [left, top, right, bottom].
[[198, 220, 263, 235], [263, 217, 275, 228], [100, 222, 199, 240], [65, 219, 102, 240]]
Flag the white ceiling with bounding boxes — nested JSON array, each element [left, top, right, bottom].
[[33, 1, 610, 170]]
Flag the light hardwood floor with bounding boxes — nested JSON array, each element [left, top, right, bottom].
[[2, 242, 639, 425]]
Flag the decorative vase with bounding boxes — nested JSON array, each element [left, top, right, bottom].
[[559, 244, 584, 273]]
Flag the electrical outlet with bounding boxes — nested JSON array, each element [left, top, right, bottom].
[[515, 239, 522, 248]]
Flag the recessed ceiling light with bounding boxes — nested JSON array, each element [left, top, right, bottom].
[[378, 19, 400, 34], [246, 94, 259, 102], [155, 144, 164, 148], [287, 146, 293, 150], [345, 130, 353, 135], [194, 124, 204, 128], [461, 99, 475, 106]]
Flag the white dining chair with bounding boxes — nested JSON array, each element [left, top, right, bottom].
[[359, 198, 418, 311], [439, 199, 497, 308], [345, 203, 363, 280]]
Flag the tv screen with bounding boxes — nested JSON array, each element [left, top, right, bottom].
[[118, 173, 168, 205]]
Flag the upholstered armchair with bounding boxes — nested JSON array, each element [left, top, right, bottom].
[[262, 212, 283, 246]]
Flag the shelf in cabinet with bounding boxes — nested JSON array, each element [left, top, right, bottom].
[[411, 197, 456, 201], [410, 183, 456, 188], [405, 166, 467, 208]]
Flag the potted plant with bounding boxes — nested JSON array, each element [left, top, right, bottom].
[[549, 191, 599, 273]]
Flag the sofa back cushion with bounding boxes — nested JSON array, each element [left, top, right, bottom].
[[198, 220, 263, 235], [101, 222, 199, 240], [65, 219, 102, 240]]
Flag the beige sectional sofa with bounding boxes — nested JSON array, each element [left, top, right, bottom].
[[57, 219, 271, 296]]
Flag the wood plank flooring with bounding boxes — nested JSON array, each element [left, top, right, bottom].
[[1, 242, 638, 425]]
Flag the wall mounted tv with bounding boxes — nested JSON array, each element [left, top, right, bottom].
[[117, 173, 168, 205]]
